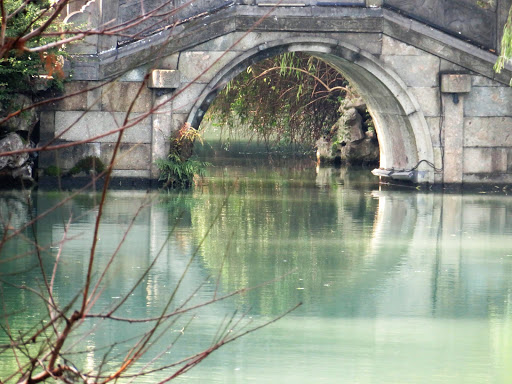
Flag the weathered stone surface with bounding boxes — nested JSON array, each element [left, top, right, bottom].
[[40, 82, 89, 111], [148, 69, 181, 89], [151, 93, 173, 178], [100, 143, 151, 170], [465, 87, 512, 116], [382, 35, 424, 56], [0, 133, 30, 170], [39, 111, 55, 144], [339, 108, 365, 142], [315, 137, 331, 161], [464, 117, 512, 147], [383, 0, 496, 49], [462, 173, 512, 184], [325, 32, 383, 54], [340, 138, 380, 165], [39, 142, 100, 170], [171, 83, 207, 113], [442, 93, 464, 183], [410, 87, 440, 117], [178, 51, 239, 84], [0, 94, 37, 133], [380, 55, 440, 87], [101, 82, 152, 112], [69, 61, 101, 81], [85, 84, 102, 111], [344, 98, 367, 115], [119, 65, 150, 82], [471, 75, 501, 87], [439, 59, 466, 72], [441, 74, 471, 93], [425, 117, 441, 147], [463, 147, 507, 173], [382, 11, 509, 84], [55, 111, 152, 143]]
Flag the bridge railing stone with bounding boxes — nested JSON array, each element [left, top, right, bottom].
[[64, 0, 509, 54], [382, 0, 502, 50]]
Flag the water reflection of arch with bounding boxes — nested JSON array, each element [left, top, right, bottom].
[[318, 190, 430, 317]]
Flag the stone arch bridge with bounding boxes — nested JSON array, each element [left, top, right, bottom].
[[40, 0, 512, 185]]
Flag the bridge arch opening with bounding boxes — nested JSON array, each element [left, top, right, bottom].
[[187, 37, 435, 183]]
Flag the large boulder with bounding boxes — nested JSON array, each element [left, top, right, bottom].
[[344, 97, 367, 115], [340, 138, 379, 165], [315, 136, 332, 162], [0, 132, 33, 180], [316, 92, 378, 165], [338, 107, 364, 142], [0, 94, 38, 133]]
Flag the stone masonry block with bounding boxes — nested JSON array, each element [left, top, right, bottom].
[[382, 36, 424, 56], [464, 117, 512, 147], [464, 147, 507, 174], [159, 53, 180, 70], [425, 117, 441, 147], [465, 87, 512, 116], [171, 113, 188, 132], [380, 55, 439, 87], [39, 111, 55, 144], [410, 87, 440, 117], [55, 111, 152, 143], [119, 65, 150, 82], [325, 32, 382, 55], [472, 75, 501, 87], [441, 74, 471, 93], [87, 85, 102, 111], [171, 83, 207, 114], [439, 60, 465, 73], [148, 70, 181, 89], [101, 82, 151, 113], [100, 143, 151, 170], [39, 142, 100, 170], [40, 82, 89, 111], [178, 51, 239, 84]]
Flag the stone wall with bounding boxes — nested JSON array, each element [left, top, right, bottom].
[[39, 80, 155, 179]]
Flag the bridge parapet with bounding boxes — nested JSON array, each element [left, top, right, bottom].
[[65, 0, 511, 53]]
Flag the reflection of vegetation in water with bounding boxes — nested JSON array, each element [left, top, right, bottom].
[[190, 167, 379, 316]]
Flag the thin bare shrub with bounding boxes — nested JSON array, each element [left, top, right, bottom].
[[0, 1, 300, 382]]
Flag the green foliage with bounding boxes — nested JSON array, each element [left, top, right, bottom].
[[476, 0, 495, 9], [0, 1, 65, 103], [69, 156, 105, 176], [495, 6, 512, 85], [156, 154, 210, 188], [45, 165, 62, 177], [208, 53, 349, 151], [156, 124, 211, 188]]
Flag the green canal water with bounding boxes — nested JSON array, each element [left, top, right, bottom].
[[1, 157, 512, 383]]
